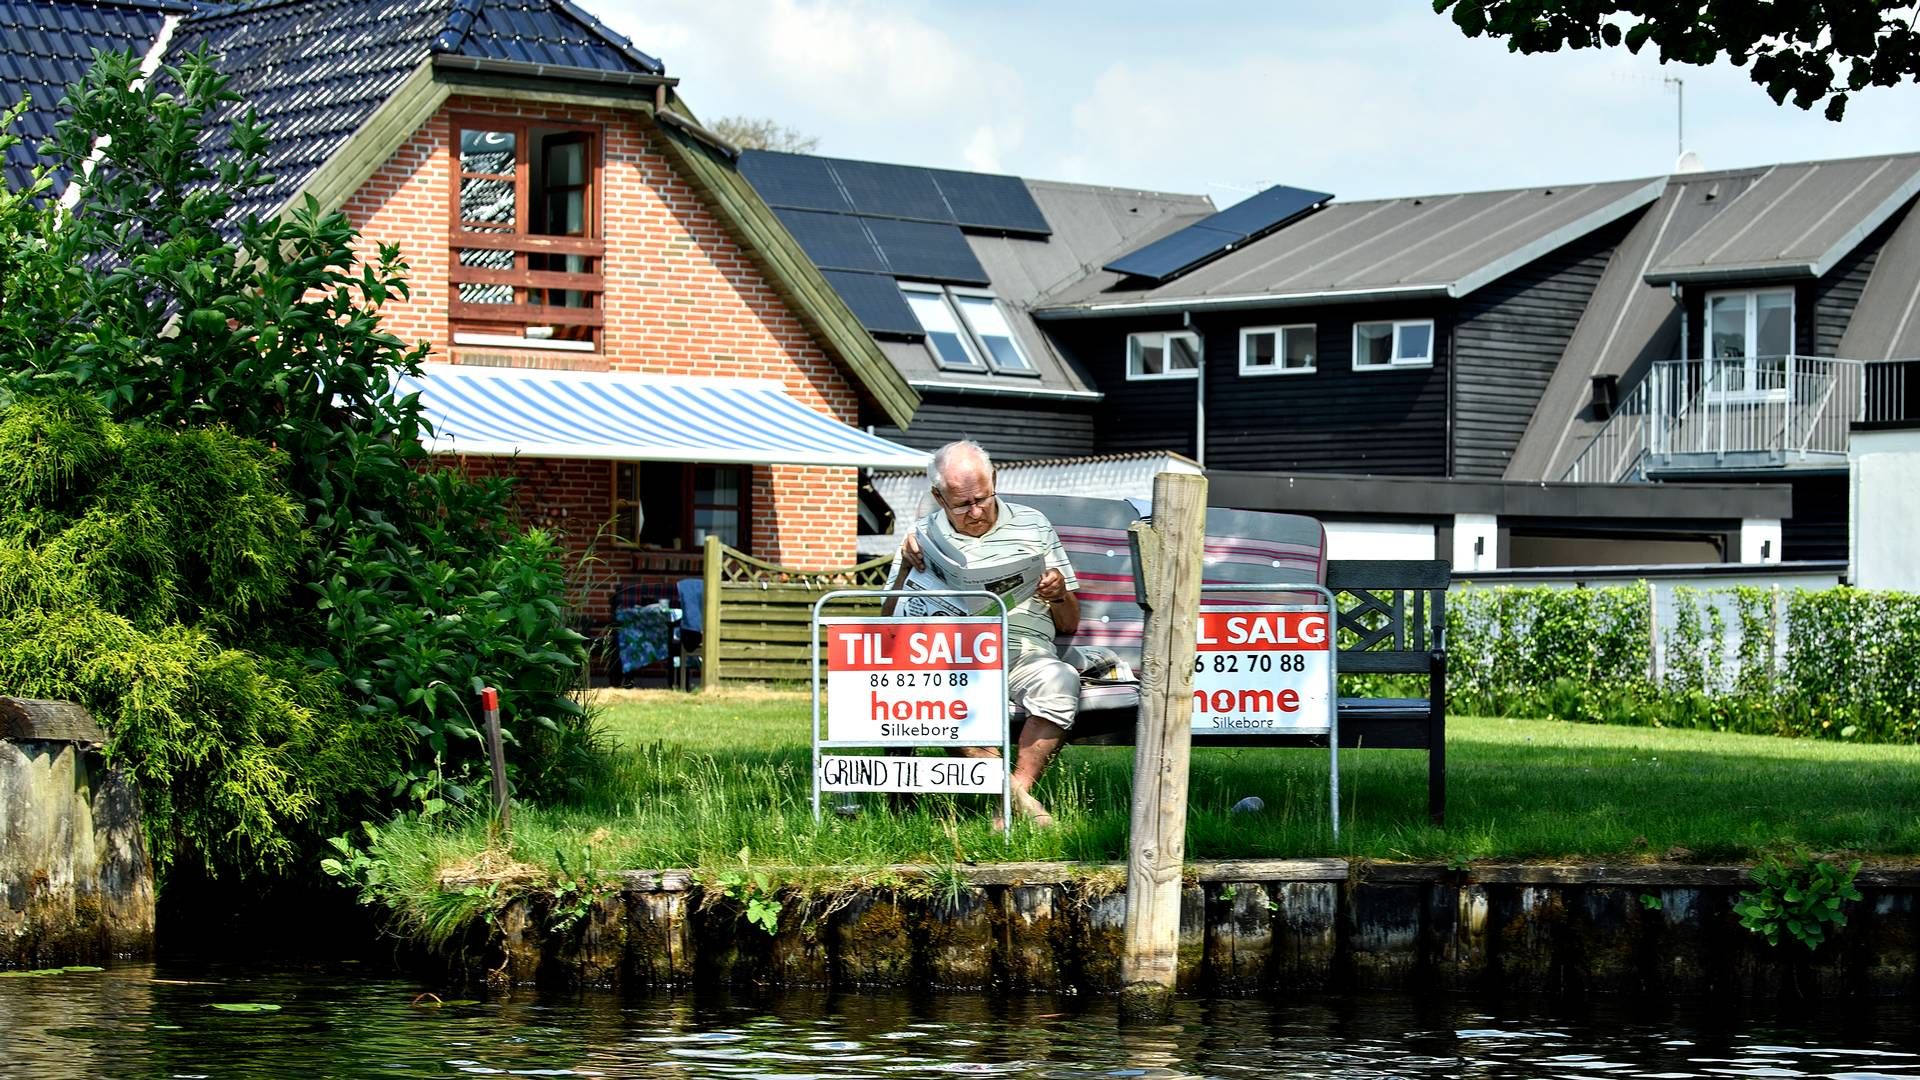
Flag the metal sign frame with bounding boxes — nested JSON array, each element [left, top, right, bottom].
[[811, 589, 1012, 833], [1197, 582, 1341, 839]]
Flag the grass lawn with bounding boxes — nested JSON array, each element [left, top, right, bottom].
[[374, 688, 1920, 894]]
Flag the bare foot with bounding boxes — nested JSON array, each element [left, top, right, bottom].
[[1011, 786, 1055, 829]]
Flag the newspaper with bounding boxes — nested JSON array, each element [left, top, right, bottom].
[[898, 521, 1044, 618]]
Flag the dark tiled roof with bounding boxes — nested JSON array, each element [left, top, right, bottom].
[[6, 0, 663, 217], [1, 0, 177, 193], [163, 0, 453, 223], [437, 0, 658, 73]]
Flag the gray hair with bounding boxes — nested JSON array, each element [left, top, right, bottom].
[[928, 440, 993, 495]]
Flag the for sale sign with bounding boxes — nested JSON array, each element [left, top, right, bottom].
[[1190, 606, 1332, 734], [817, 754, 1005, 794], [822, 617, 1007, 745]]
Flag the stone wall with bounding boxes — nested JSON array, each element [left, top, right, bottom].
[[0, 699, 154, 968], [438, 859, 1920, 998]]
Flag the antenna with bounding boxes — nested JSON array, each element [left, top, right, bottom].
[[1663, 76, 1685, 157]]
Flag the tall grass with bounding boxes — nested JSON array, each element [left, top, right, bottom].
[[364, 689, 1920, 898]]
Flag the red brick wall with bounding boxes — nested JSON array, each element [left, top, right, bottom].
[[340, 95, 862, 571]]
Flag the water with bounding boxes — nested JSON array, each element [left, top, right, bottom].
[[4, 963, 1920, 1079]]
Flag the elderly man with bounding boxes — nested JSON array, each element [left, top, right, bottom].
[[887, 440, 1079, 827]]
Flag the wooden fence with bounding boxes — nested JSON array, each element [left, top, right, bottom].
[[699, 536, 890, 685]]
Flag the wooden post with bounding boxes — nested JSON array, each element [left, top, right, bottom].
[[1120, 471, 1207, 1020], [702, 534, 723, 690], [480, 686, 510, 840]]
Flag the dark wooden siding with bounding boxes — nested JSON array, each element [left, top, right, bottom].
[[1811, 211, 1900, 357], [1051, 305, 1451, 475], [1452, 218, 1631, 478], [1047, 314, 1201, 459], [871, 394, 1097, 461]]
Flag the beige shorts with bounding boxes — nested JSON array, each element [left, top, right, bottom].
[[1009, 651, 1080, 731]]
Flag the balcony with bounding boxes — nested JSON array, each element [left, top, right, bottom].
[[1563, 356, 1918, 483]]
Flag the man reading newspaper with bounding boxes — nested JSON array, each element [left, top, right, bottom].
[[886, 440, 1079, 828]]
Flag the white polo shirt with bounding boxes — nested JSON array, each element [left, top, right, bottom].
[[893, 498, 1079, 659]]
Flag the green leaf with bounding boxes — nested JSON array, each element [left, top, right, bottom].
[[210, 1003, 282, 1013]]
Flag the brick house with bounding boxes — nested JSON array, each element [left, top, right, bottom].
[[3, 0, 925, 598]]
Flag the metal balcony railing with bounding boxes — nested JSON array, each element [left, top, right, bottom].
[[1562, 356, 1916, 483]]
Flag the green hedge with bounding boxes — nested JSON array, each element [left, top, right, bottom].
[[1443, 584, 1920, 742]]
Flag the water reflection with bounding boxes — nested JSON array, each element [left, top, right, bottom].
[[1, 963, 1918, 1079]]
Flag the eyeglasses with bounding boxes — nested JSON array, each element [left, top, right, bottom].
[[936, 490, 996, 515]]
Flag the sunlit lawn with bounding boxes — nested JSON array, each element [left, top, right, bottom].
[[385, 688, 1920, 887]]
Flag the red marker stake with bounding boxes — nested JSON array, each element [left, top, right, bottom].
[[480, 686, 510, 837]]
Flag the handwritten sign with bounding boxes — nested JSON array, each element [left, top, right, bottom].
[[822, 617, 1007, 745], [1189, 606, 1332, 734], [817, 754, 1005, 794]]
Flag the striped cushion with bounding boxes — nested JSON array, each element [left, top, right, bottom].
[[1005, 495, 1328, 674]]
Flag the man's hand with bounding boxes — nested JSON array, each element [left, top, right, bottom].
[[1036, 567, 1068, 602], [900, 530, 926, 572]]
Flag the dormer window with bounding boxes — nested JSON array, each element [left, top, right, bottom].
[[899, 283, 1036, 374], [1705, 288, 1792, 400], [451, 118, 604, 351]]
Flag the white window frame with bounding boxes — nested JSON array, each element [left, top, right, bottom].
[[899, 283, 985, 371], [1126, 330, 1201, 381], [949, 289, 1038, 376], [1352, 319, 1435, 370], [1239, 324, 1316, 376], [1703, 287, 1794, 403]]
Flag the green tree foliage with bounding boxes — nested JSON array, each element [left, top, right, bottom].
[[1433, 0, 1920, 119], [707, 115, 820, 153], [0, 50, 591, 876]]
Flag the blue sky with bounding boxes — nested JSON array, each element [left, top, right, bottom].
[[601, 0, 1920, 208]]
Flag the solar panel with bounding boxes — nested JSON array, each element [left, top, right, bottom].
[[830, 158, 954, 222], [1203, 184, 1332, 239], [864, 217, 989, 284], [821, 270, 924, 337], [929, 169, 1050, 235], [739, 150, 853, 213], [1103, 224, 1244, 281], [1103, 184, 1333, 282], [773, 208, 887, 273]]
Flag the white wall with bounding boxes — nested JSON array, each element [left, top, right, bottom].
[[1851, 427, 1920, 591], [1322, 521, 1435, 561]]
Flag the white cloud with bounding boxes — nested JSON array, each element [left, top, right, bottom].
[[597, 0, 1026, 165]]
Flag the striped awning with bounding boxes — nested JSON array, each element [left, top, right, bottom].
[[399, 364, 930, 469]]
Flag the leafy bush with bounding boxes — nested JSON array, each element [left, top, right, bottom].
[[1446, 583, 1920, 743], [1733, 853, 1863, 951], [0, 51, 590, 876]]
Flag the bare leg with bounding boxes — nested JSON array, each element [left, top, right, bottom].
[[1009, 716, 1066, 826]]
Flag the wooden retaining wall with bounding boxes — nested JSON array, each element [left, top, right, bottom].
[[437, 859, 1920, 998], [0, 699, 154, 969]]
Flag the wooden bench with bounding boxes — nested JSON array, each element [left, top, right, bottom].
[[1007, 495, 1450, 825]]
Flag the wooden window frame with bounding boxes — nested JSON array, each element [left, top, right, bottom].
[[449, 114, 607, 346], [608, 462, 753, 554]]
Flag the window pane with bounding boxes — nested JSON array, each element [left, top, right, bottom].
[[1709, 294, 1747, 358], [1168, 333, 1199, 370], [1396, 322, 1432, 362], [954, 295, 1032, 371], [695, 466, 741, 505], [1355, 323, 1393, 367], [1244, 331, 1276, 368], [1131, 336, 1165, 375], [694, 508, 741, 549], [544, 138, 586, 187], [457, 282, 514, 304], [1282, 326, 1315, 369], [903, 288, 981, 368], [460, 129, 516, 175], [460, 177, 515, 229], [458, 248, 515, 269], [1755, 292, 1792, 358]]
